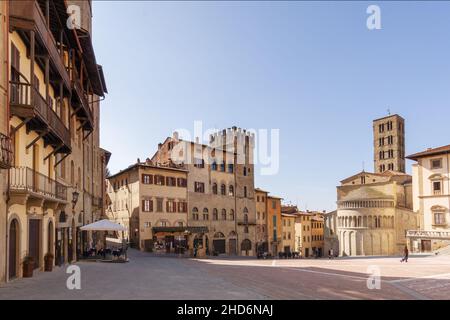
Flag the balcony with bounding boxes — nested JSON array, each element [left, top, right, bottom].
[[70, 67, 94, 130], [10, 166, 67, 202], [237, 219, 257, 226], [0, 133, 13, 169], [9, 0, 71, 90], [406, 230, 450, 240], [10, 80, 71, 153]]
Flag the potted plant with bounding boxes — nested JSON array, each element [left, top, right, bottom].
[[44, 253, 54, 272], [22, 256, 35, 278]]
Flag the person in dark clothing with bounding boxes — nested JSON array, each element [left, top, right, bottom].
[[400, 246, 409, 263]]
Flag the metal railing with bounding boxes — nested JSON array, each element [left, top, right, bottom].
[[406, 230, 450, 240], [10, 81, 70, 147], [10, 166, 67, 201]]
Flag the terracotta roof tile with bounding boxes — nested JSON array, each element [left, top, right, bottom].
[[407, 144, 450, 161]]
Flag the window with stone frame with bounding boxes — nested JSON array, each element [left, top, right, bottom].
[[431, 158, 443, 170], [177, 178, 187, 187], [166, 199, 177, 213], [213, 209, 218, 220], [194, 182, 205, 193], [433, 212, 446, 225], [166, 176, 177, 187], [142, 174, 153, 184], [221, 184, 226, 195], [156, 198, 163, 212], [142, 199, 153, 212], [154, 175, 165, 185], [178, 201, 188, 213], [228, 185, 234, 196], [433, 181, 442, 195], [192, 207, 199, 220], [221, 209, 227, 220]]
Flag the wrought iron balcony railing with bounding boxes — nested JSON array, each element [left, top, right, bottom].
[[10, 166, 67, 201]]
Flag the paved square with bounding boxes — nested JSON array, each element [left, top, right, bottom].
[[1, 249, 449, 300]]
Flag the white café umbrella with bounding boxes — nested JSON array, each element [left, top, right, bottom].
[[80, 219, 127, 231], [81, 220, 128, 260]]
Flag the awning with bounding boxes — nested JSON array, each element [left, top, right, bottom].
[[152, 226, 209, 234], [80, 219, 127, 231]]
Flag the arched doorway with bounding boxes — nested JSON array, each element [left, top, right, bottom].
[[8, 219, 19, 279], [48, 220, 54, 255], [228, 231, 237, 255], [212, 232, 226, 254], [241, 239, 252, 256]]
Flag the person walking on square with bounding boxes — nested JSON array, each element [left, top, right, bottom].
[[400, 245, 409, 263]]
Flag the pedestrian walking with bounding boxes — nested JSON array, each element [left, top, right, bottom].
[[400, 245, 409, 263], [329, 248, 334, 259]]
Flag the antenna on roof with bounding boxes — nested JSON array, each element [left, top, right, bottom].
[[362, 161, 365, 172], [387, 108, 391, 116]]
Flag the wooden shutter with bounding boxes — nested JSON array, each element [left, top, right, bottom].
[[142, 200, 146, 212]]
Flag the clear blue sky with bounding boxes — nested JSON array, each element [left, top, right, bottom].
[[92, 1, 450, 212]]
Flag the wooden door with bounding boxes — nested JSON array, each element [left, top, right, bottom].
[[9, 220, 18, 279], [29, 219, 41, 269]]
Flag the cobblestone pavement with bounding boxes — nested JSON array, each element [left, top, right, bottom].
[[1, 249, 449, 300]]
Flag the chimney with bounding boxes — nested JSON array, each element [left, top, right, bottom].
[[173, 131, 179, 141], [195, 137, 199, 144]]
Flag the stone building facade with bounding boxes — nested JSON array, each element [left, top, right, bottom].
[[336, 171, 417, 256], [0, 0, 14, 283], [373, 114, 406, 173], [324, 210, 339, 257], [151, 128, 257, 256], [294, 211, 312, 257], [106, 162, 188, 251], [255, 188, 268, 253], [281, 212, 296, 253], [3, 0, 106, 282], [407, 145, 450, 252], [267, 195, 282, 256]]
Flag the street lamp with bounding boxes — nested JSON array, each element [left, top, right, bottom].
[[72, 190, 79, 209]]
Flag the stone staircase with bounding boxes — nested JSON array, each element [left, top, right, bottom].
[[433, 244, 450, 256]]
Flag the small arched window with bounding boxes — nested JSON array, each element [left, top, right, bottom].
[[229, 209, 235, 221], [228, 185, 234, 196], [221, 209, 227, 220], [221, 184, 226, 195], [192, 207, 199, 220], [213, 208, 218, 220], [212, 183, 218, 195]]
